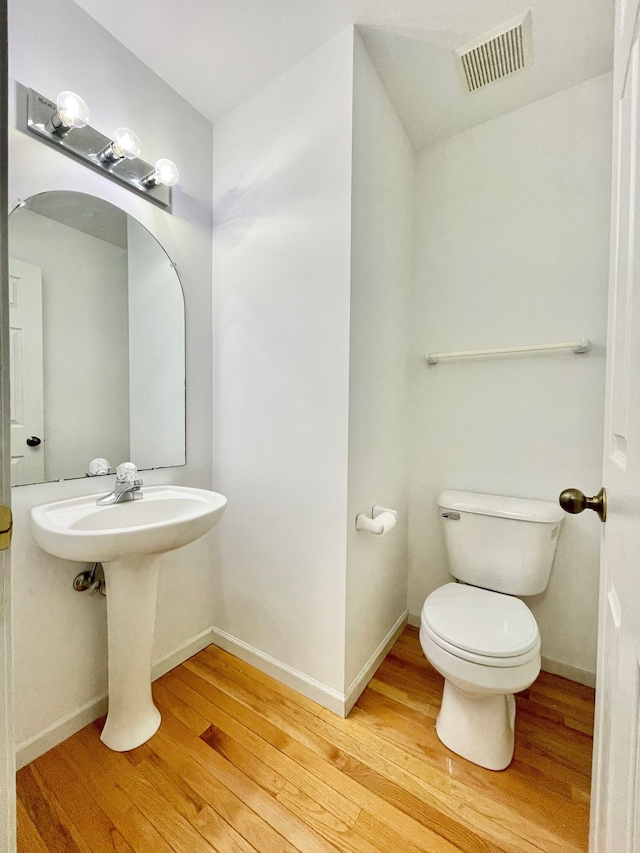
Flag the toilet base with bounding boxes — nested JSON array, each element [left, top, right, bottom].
[[436, 679, 516, 771]]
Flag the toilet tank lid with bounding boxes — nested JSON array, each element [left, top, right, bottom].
[[438, 490, 564, 523]]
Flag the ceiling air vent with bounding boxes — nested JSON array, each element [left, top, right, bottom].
[[456, 12, 532, 93]]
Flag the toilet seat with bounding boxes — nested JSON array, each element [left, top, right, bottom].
[[421, 583, 540, 667], [421, 621, 540, 667]]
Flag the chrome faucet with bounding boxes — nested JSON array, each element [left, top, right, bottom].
[[97, 462, 143, 505]]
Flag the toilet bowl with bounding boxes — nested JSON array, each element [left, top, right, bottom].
[[419, 490, 563, 770], [419, 583, 541, 770]]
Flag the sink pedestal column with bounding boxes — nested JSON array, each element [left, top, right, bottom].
[[100, 554, 161, 751]]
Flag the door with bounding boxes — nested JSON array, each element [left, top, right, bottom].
[[591, 0, 640, 848], [9, 257, 43, 485], [0, 0, 15, 849]]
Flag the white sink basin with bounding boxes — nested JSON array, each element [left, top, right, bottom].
[[30, 484, 227, 753], [31, 485, 227, 563]]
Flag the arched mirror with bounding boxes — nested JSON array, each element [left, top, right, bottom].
[[8, 191, 186, 486]]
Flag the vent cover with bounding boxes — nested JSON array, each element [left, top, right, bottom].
[[456, 12, 532, 93]]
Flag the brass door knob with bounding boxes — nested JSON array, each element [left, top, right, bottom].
[[559, 487, 607, 522]]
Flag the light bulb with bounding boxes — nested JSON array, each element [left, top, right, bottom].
[[140, 158, 180, 189], [153, 158, 179, 187], [111, 127, 141, 160], [45, 91, 90, 135], [56, 91, 90, 128]]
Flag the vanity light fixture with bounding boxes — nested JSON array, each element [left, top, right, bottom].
[[140, 158, 179, 188], [25, 86, 176, 210], [44, 91, 90, 136]]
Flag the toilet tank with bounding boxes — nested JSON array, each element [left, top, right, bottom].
[[438, 490, 564, 596]]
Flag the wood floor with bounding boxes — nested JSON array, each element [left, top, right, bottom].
[[17, 626, 595, 853]]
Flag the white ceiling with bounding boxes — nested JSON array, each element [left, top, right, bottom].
[[24, 192, 128, 248], [72, 0, 614, 150]]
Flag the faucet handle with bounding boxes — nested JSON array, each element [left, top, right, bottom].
[[88, 457, 110, 476], [115, 461, 137, 482]]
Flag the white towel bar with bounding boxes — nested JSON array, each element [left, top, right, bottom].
[[426, 339, 590, 365]]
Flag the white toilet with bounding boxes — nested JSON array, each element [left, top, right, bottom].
[[419, 489, 564, 771]]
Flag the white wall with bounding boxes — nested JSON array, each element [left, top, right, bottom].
[[408, 74, 612, 684], [7, 0, 610, 760], [212, 29, 354, 696], [9, 0, 214, 759], [127, 217, 185, 470], [344, 34, 414, 691], [10, 209, 130, 480]]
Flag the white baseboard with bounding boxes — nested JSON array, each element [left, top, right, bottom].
[[408, 611, 421, 628], [343, 611, 408, 716], [210, 626, 346, 715], [541, 655, 596, 688], [150, 627, 215, 682], [16, 692, 109, 770], [16, 627, 214, 769], [212, 613, 408, 718]]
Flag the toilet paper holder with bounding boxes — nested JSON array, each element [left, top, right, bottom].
[[356, 505, 398, 534]]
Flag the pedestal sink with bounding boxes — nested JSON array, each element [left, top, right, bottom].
[[31, 485, 227, 751]]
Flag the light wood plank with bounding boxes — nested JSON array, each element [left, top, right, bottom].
[[157, 673, 361, 828], [184, 650, 586, 852], [74, 724, 219, 853], [339, 687, 589, 827], [17, 764, 94, 853], [16, 799, 52, 853], [366, 673, 439, 718], [152, 698, 346, 853], [153, 679, 210, 736], [57, 734, 185, 853], [201, 645, 324, 717], [32, 748, 135, 853], [196, 719, 394, 853], [17, 627, 593, 853], [165, 668, 470, 853], [147, 723, 301, 853], [178, 656, 576, 853], [124, 747, 259, 853]]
